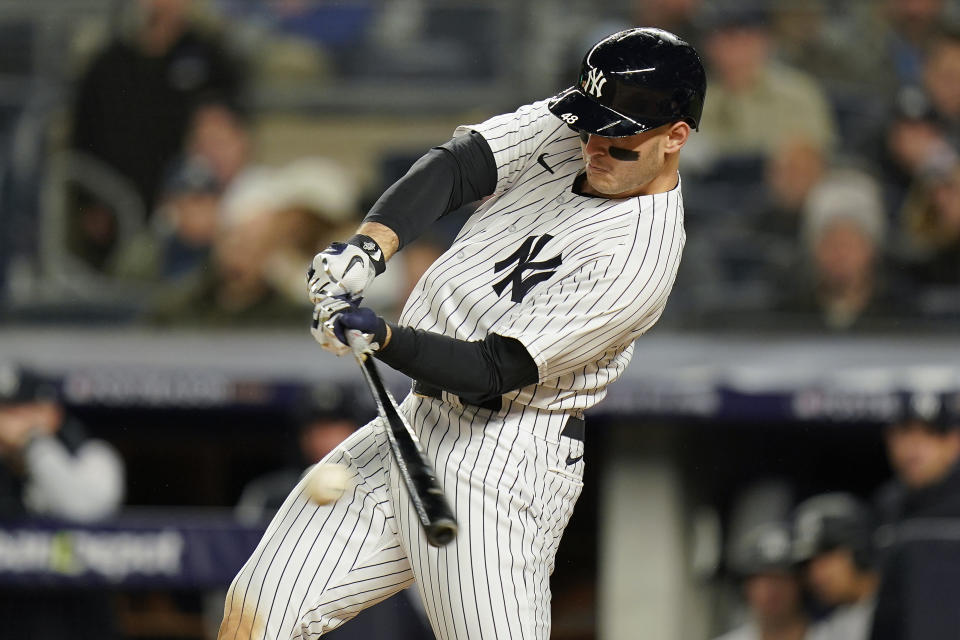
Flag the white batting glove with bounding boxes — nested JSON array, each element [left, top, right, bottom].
[[311, 295, 387, 357], [306, 235, 386, 303], [310, 296, 355, 357]]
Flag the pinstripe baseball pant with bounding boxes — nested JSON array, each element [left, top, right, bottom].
[[219, 394, 585, 639]]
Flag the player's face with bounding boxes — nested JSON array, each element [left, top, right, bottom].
[[579, 124, 684, 198], [743, 572, 803, 624], [885, 421, 960, 489], [806, 549, 860, 605]]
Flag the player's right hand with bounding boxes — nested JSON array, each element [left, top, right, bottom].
[[306, 235, 386, 304]]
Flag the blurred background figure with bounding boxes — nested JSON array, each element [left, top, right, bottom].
[[754, 139, 826, 244], [714, 521, 822, 640], [235, 386, 361, 524], [693, 2, 837, 167], [878, 392, 960, 501], [865, 28, 960, 217], [184, 100, 253, 192], [147, 157, 361, 326], [110, 156, 222, 285], [768, 0, 865, 96], [869, 86, 955, 218], [0, 363, 124, 522], [779, 169, 900, 331], [108, 100, 254, 294], [878, 0, 953, 90], [871, 391, 960, 640], [0, 362, 125, 640], [68, 0, 243, 271], [633, 0, 705, 49], [898, 150, 960, 290], [676, 0, 841, 315], [923, 27, 960, 143], [792, 493, 879, 640]]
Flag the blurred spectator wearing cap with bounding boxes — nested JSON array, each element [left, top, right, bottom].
[[792, 493, 879, 640], [234, 387, 362, 524], [184, 100, 252, 191], [146, 157, 361, 326], [0, 363, 125, 640], [869, 391, 960, 640], [110, 156, 222, 283], [693, 3, 837, 164], [863, 25, 960, 214], [778, 169, 904, 331], [878, 391, 960, 507], [110, 100, 250, 286], [0, 364, 124, 522], [867, 86, 955, 217], [68, 0, 244, 271], [923, 27, 960, 141], [898, 157, 960, 288], [878, 0, 954, 91], [713, 521, 825, 640]]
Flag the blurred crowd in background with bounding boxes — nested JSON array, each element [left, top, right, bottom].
[[0, 0, 959, 331], [3, 1, 960, 639], [712, 391, 960, 640]]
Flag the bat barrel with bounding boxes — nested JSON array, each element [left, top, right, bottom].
[[354, 352, 460, 548], [426, 518, 458, 547]]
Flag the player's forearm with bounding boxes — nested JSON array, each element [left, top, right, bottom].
[[377, 323, 539, 400], [363, 131, 497, 250]]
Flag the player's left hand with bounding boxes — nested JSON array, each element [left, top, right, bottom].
[[311, 296, 387, 357], [306, 235, 386, 304]]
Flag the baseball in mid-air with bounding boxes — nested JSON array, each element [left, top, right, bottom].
[[306, 463, 351, 505]]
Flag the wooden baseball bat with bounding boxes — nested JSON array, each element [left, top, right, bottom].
[[352, 352, 458, 547]]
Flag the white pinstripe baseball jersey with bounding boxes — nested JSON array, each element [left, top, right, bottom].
[[219, 98, 686, 640], [402, 98, 686, 413]]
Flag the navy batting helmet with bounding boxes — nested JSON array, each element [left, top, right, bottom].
[[0, 362, 59, 405], [892, 390, 960, 432], [792, 493, 876, 570], [548, 27, 707, 138], [728, 521, 796, 577]]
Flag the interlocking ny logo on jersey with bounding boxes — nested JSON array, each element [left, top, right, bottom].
[[582, 68, 607, 97], [492, 235, 562, 303]]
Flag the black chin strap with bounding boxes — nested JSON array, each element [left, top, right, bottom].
[[578, 129, 641, 162]]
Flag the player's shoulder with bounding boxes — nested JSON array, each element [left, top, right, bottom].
[[458, 98, 559, 139]]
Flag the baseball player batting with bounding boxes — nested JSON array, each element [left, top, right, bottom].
[[220, 27, 706, 639]]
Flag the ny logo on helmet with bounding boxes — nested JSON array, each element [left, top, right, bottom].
[[582, 68, 607, 98]]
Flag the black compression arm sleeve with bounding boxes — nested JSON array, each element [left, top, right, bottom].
[[363, 130, 497, 250], [376, 323, 539, 401]]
